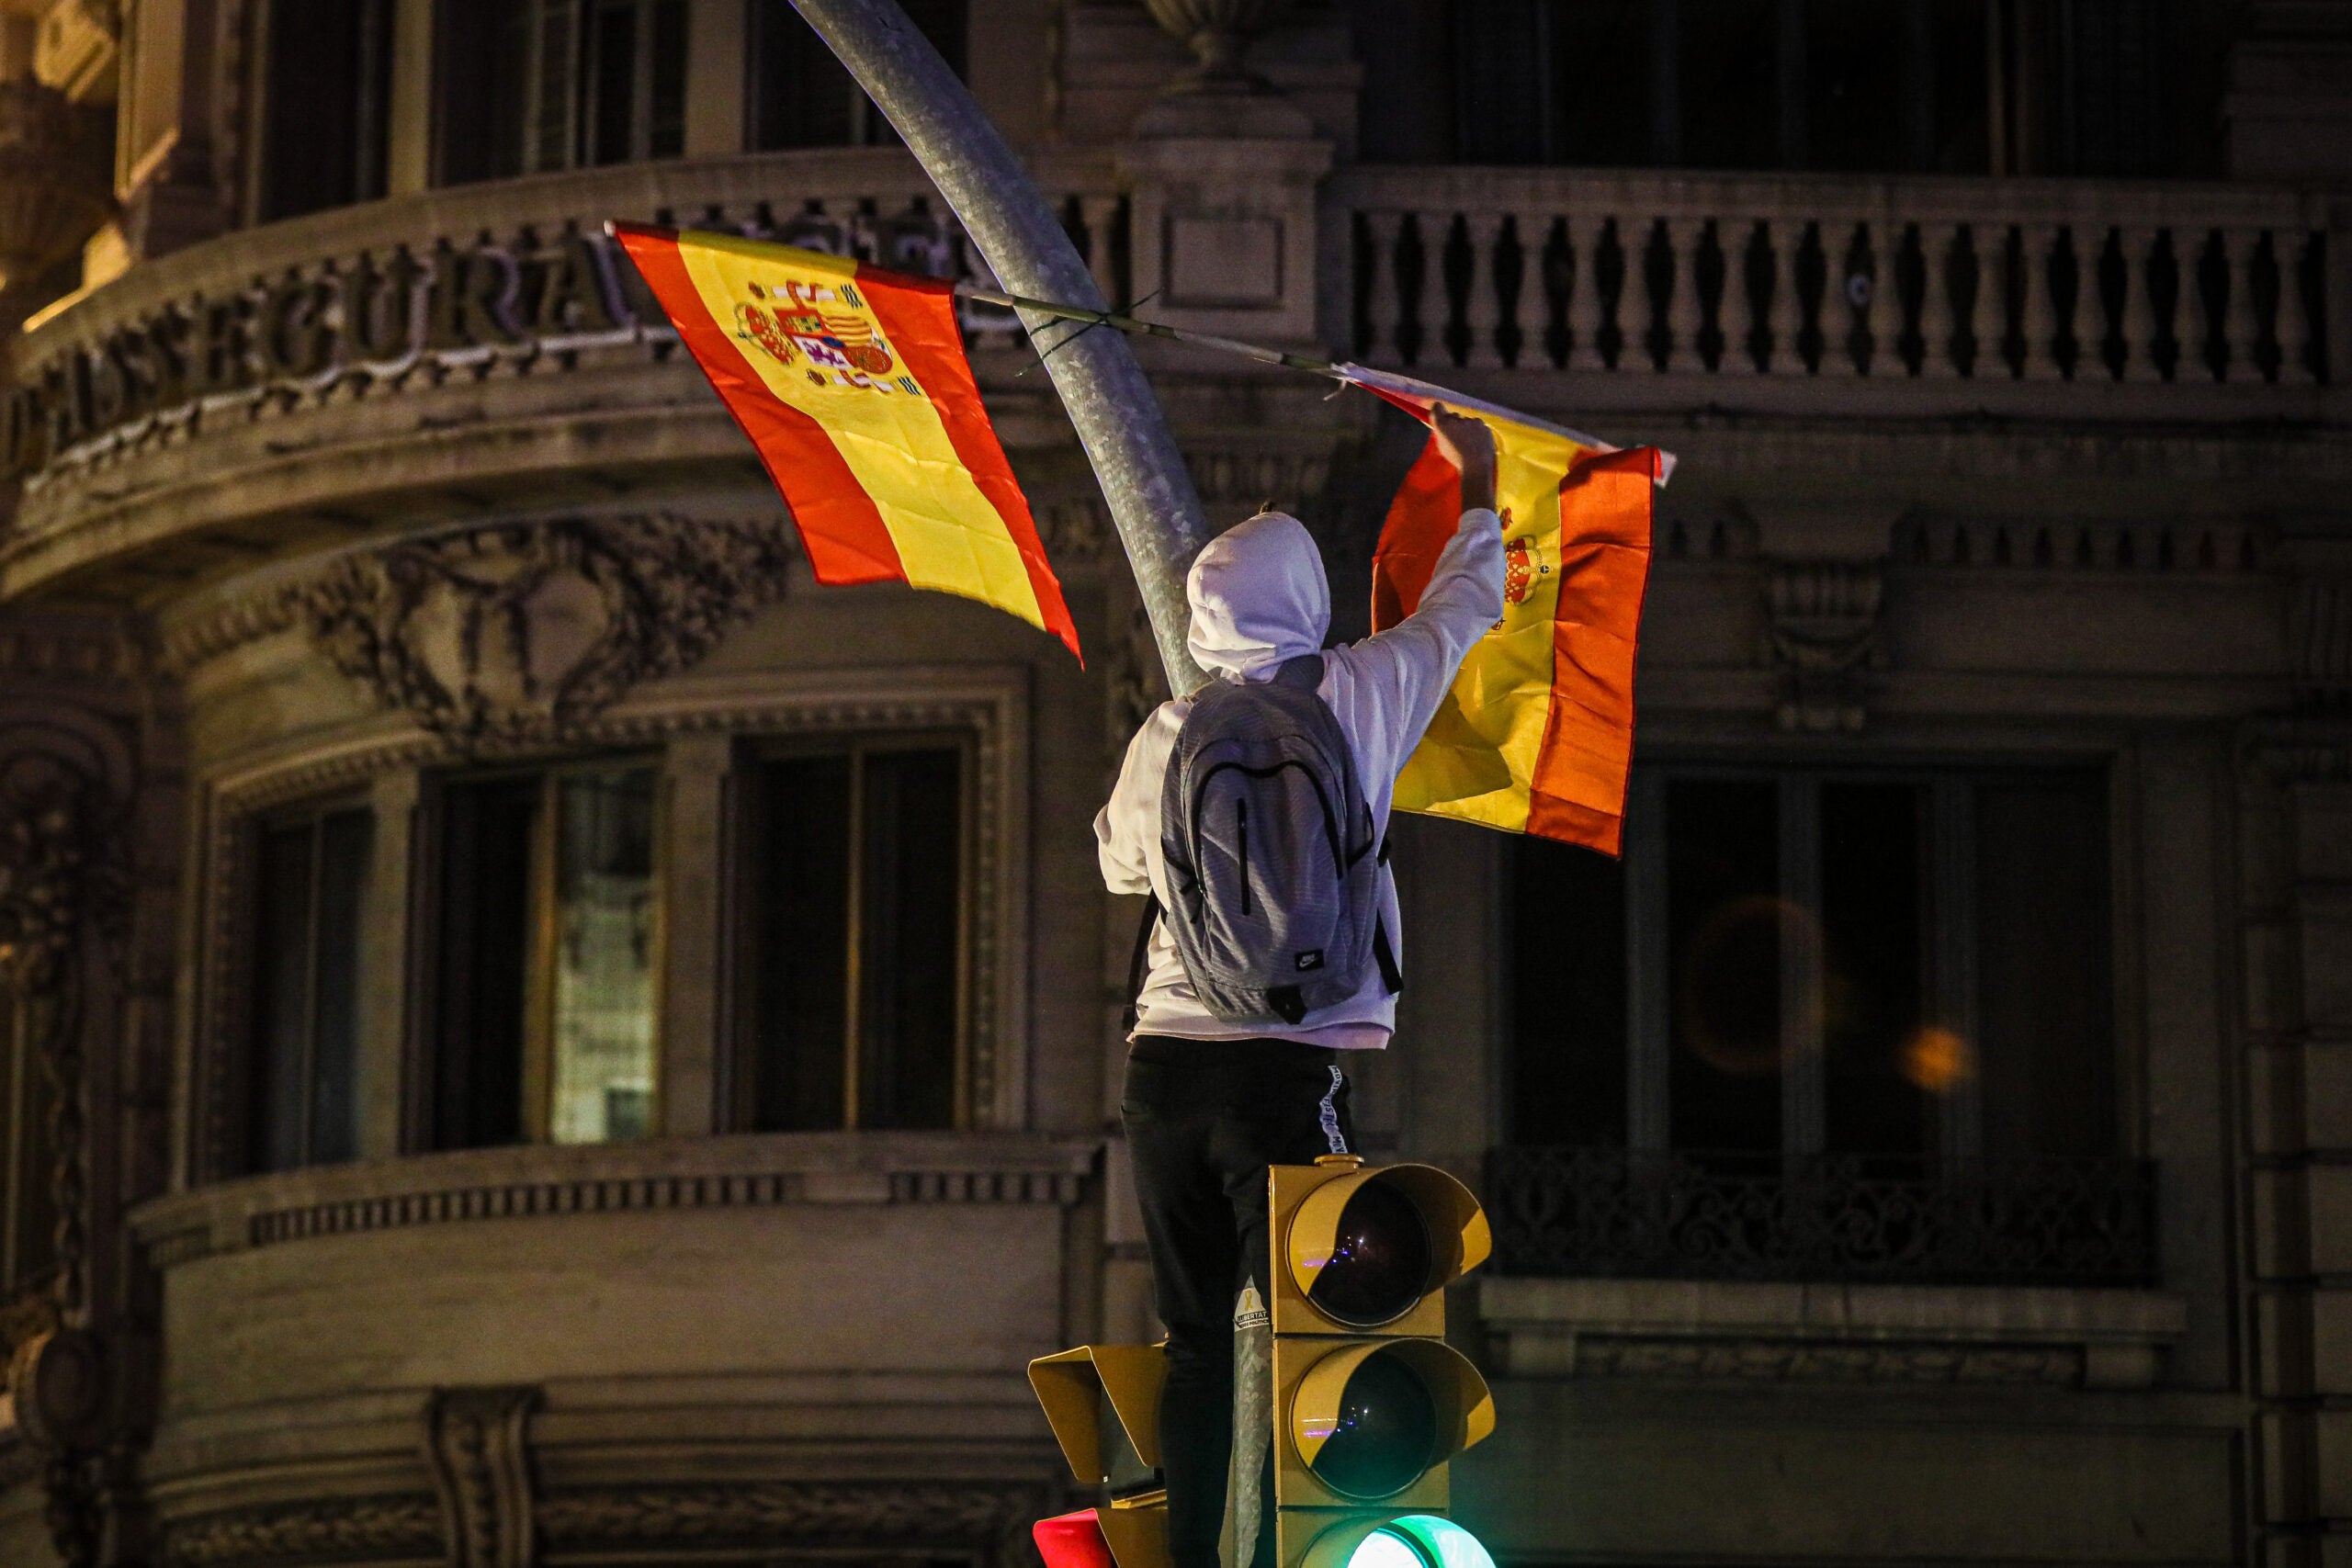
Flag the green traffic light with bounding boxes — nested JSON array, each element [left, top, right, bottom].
[[1342, 1516, 1497, 1568]]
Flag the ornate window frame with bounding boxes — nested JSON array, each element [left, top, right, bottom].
[[187, 662, 1032, 1185]]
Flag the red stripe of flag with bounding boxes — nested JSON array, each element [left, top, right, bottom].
[[858, 264, 1081, 662]]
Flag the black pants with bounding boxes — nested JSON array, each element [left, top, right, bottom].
[[1120, 1035, 1356, 1568]]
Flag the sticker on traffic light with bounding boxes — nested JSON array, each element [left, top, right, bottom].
[[1270, 1157, 1497, 1568]]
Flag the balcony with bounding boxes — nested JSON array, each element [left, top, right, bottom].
[[1486, 1145, 2160, 1289], [1334, 165, 2339, 423], [0, 146, 1124, 600], [1, 153, 2340, 601], [1477, 1146, 2180, 1392]]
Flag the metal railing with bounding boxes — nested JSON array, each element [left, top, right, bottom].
[[1340, 165, 2333, 389], [1486, 1145, 2160, 1289]]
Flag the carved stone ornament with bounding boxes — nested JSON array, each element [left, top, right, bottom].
[[163, 1496, 443, 1566], [426, 1385, 541, 1568], [0, 75, 111, 303], [8, 1326, 111, 1453], [1765, 560, 1885, 733], [1105, 597, 1170, 751], [306, 515, 796, 747], [536, 1480, 1041, 1553]]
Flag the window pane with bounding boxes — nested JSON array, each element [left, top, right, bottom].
[[1930, 0, 1991, 171], [752, 755, 854, 1130], [1976, 773, 2114, 1156], [2052, 0, 2171, 175], [856, 749, 961, 1131], [249, 822, 314, 1174], [1819, 782, 1930, 1158], [433, 777, 538, 1148], [1509, 836, 1627, 1145], [1667, 777, 1781, 1154], [309, 811, 370, 1165], [586, 0, 639, 166], [649, 0, 689, 157], [1681, 0, 1781, 170], [548, 769, 658, 1144], [257, 0, 392, 220], [432, 0, 529, 186], [750, 0, 964, 150], [1804, 0, 1908, 171], [751, 0, 857, 150]]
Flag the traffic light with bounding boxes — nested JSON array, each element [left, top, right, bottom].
[[1271, 1156, 1495, 1568], [1027, 1156, 1496, 1568], [1029, 1343, 1170, 1568]]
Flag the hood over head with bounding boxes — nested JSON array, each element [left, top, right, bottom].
[[1184, 511, 1330, 680]]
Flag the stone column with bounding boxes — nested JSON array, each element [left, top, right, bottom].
[[1116, 7, 1335, 353], [2244, 556, 2352, 1566], [2245, 735, 2352, 1568], [112, 0, 222, 260]]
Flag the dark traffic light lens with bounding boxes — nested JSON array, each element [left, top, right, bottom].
[[1307, 1181, 1434, 1327], [1311, 1349, 1440, 1500]]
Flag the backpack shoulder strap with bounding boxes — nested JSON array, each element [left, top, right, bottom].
[[1121, 895, 1160, 1032]]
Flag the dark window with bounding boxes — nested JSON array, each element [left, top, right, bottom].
[[1664, 776, 1782, 1155], [430, 765, 657, 1149], [432, 0, 687, 186], [1443, 0, 2000, 174], [750, 0, 967, 151], [0, 997, 61, 1298], [247, 807, 372, 1172], [1507, 835, 1625, 1146], [255, 0, 394, 220], [2045, 0, 2172, 175], [742, 741, 964, 1131], [1507, 766, 2115, 1165]]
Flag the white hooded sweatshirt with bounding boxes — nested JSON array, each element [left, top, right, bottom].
[[1094, 505, 1505, 1049]]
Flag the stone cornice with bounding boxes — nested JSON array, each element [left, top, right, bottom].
[[130, 1132, 1102, 1269]]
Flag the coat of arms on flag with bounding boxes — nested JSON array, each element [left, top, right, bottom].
[[609, 223, 1080, 660], [1354, 367, 1667, 858]]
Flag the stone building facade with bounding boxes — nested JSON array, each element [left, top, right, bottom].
[[0, 0, 2346, 1565]]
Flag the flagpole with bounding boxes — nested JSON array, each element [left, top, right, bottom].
[[787, 0, 1212, 694], [951, 280, 1641, 460], [952, 281, 1347, 378]]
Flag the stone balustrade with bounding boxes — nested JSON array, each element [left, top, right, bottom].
[[0, 145, 1125, 596], [1338, 165, 2340, 412], [4, 152, 2342, 599]]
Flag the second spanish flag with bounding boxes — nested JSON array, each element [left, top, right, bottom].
[[1363, 375, 1660, 857], [613, 223, 1080, 660]]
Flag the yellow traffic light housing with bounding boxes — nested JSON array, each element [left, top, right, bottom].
[[1270, 1158, 1495, 1568], [1028, 1344, 1170, 1568]]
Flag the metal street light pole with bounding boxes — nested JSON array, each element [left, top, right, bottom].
[[789, 0, 1212, 693]]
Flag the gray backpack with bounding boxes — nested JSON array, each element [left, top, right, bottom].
[[1132, 654, 1400, 1028]]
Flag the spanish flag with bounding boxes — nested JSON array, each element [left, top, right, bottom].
[[1359, 369, 1662, 857], [611, 224, 1080, 660]]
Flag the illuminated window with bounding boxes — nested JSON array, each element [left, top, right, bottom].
[[1508, 766, 2115, 1165], [428, 764, 658, 1148], [246, 805, 372, 1172], [737, 739, 966, 1132]]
